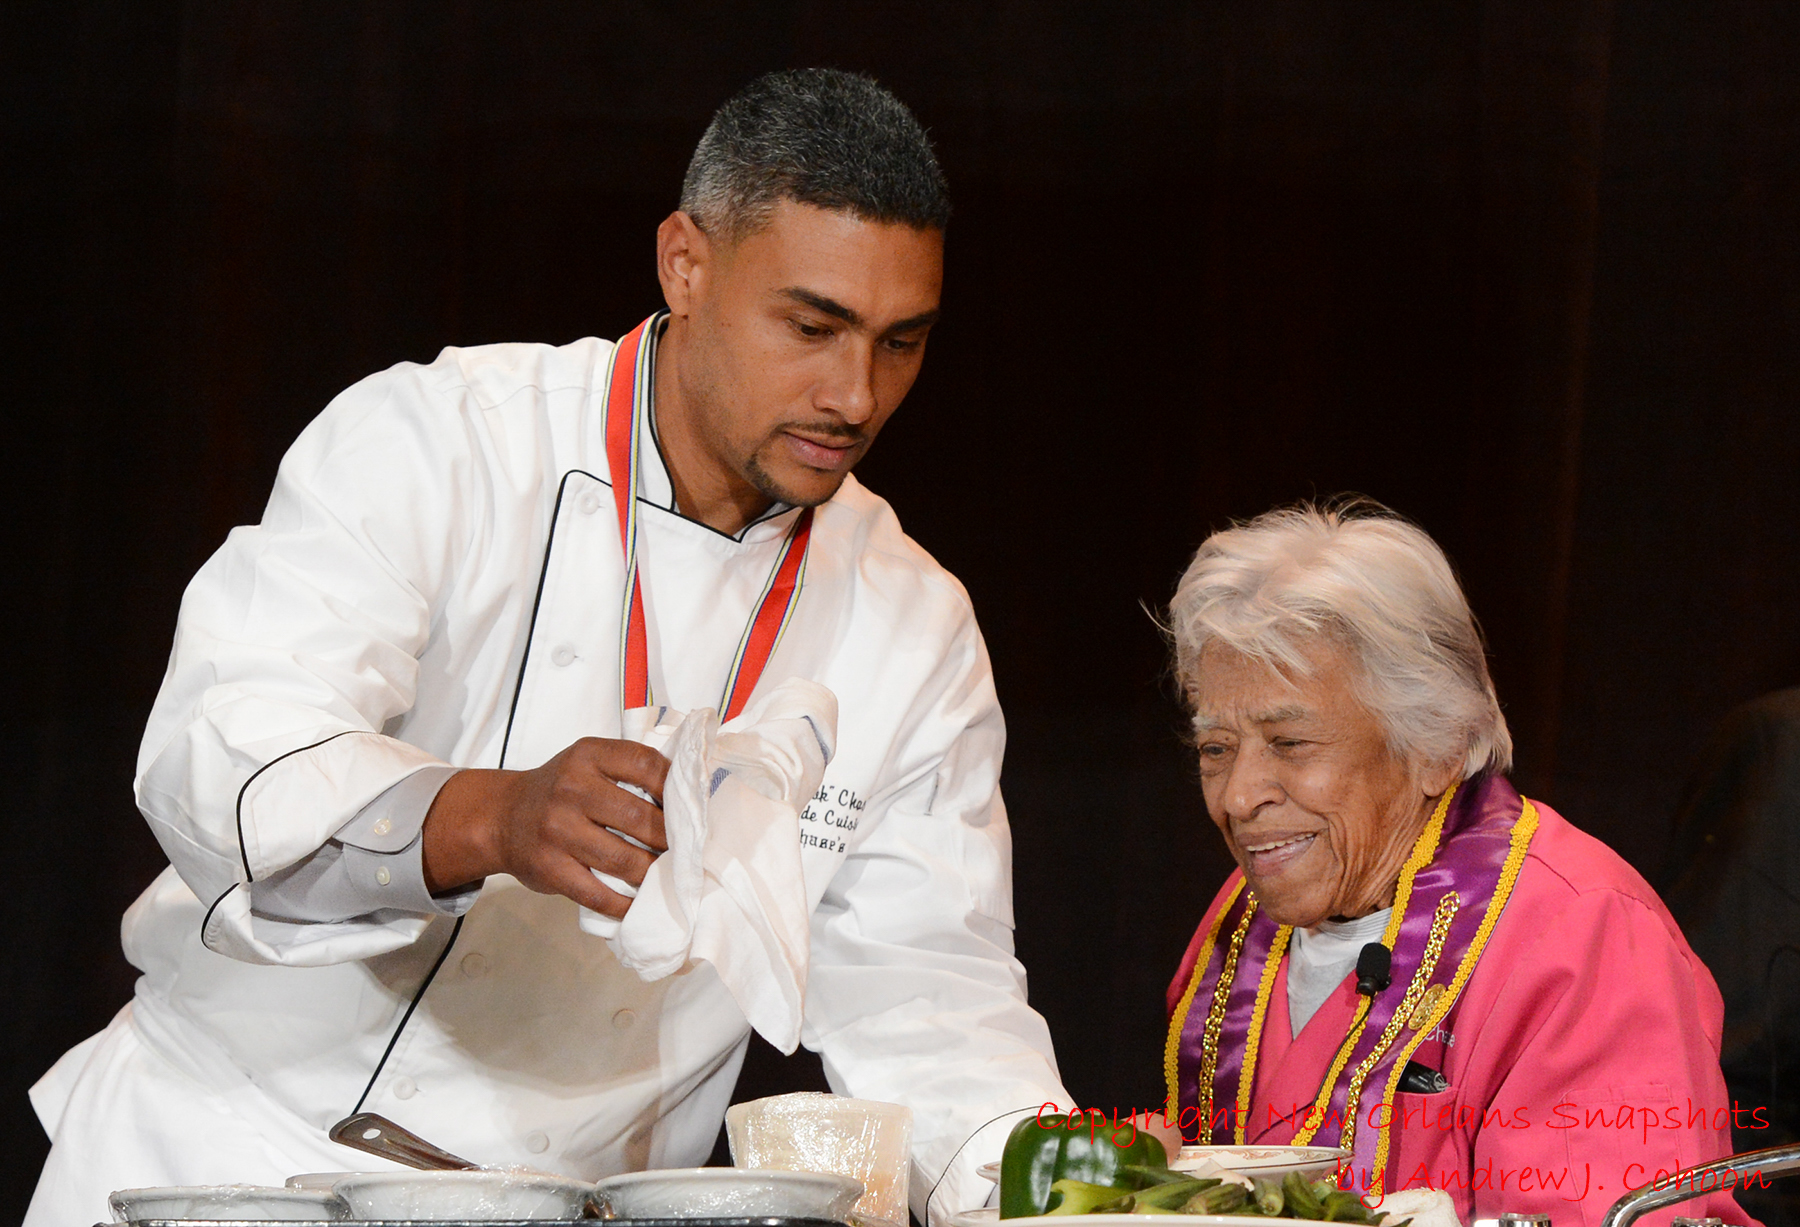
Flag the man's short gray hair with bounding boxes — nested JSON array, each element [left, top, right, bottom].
[[1169, 500, 1513, 780], [680, 68, 951, 240]]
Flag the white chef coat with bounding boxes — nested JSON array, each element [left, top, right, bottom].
[[27, 329, 1070, 1226]]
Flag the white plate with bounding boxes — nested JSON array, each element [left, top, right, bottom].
[[977, 1143, 1345, 1186], [285, 1171, 357, 1191], [109, 1184, 348, 1222], [592, 1167, 864, 1220], [331, 1169, 596, 1221], [948, 1211, 1323, 1227], [1174, 1146, 1347, 1179]]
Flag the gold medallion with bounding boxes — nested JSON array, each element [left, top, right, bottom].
[[1407, 983, 1446, 1030]]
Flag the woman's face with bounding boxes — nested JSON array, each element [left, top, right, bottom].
[[1191, 641, 1451, 928]]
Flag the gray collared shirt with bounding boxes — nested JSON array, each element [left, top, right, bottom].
[[250, 765, 479, 922]]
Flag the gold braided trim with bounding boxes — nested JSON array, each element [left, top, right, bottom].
[[1233, 924, 1293, 1144], [1379, 781, 1458, 948], [1338, 892, 1460, 1155], [1367, 798, 1540, 1195], [1195, 902, 1260, 1137], [1288, 783, 1459, 1144], [1165, 876, 1246, 1113]]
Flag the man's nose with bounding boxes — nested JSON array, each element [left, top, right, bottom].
[[817, 338, 878, 424]]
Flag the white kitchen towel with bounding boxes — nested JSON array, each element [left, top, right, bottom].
[[577, 677, 838, 1052]]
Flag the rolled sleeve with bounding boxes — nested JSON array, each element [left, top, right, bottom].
[[134, 362, 492, 966]]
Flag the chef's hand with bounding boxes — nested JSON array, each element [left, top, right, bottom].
[[420, 737, 670, 918]]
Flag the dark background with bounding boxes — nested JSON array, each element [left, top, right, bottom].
[[5, 1, 1800, 1221]]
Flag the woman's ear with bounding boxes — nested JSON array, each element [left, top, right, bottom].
[[1417, 757, 1462, 803]]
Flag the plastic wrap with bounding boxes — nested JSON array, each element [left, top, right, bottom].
[[727, 1093, 913, 1227], [591, 1169, 863, 1220], [107, 1183, 349, 1222]]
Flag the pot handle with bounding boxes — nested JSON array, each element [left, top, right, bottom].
[[1600, 1141, 1800, 1227]]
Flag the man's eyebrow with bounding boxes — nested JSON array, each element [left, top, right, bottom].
[[779, 287, 940, 336], [885, 307, 941, 334], [781, 288, 863, 329]]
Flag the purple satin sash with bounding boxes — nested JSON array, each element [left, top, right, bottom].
[[1174, 774, 1531, 1189]]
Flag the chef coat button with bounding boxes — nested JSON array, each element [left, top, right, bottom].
[[577, 491, 602, 515], [375, 866, 392, 886], [392, 1077, 416, 1100], [461, 953, 489, 979], [525, 1131, 550, 1154], [372, 817, 392, 836], [551, 644, 576, 667], [612, 1008, 636, 1030]]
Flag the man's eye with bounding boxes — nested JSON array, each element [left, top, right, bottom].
[[792, 319, 831, 339], [882, 336, 923, 353]]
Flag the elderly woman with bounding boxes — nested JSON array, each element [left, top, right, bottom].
[[1164, 504, 1750, 1227]]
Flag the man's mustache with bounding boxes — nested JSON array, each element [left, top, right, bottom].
[[780, 422, 868, 447]]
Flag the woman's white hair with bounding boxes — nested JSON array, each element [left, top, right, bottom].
[[1169, 499, 1512, 780]]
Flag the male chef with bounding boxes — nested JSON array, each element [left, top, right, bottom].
[[27, 69, 1070, 1226]]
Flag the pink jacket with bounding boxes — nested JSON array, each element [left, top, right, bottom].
[[1170, 801, 1759, 1227]]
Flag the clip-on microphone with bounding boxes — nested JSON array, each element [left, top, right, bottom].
[[1355, 942, 1392, 996]]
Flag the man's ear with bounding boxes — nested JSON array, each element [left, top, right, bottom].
[[656, 211, 712, 317]]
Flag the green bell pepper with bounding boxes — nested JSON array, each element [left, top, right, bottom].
[[998, 1111, 1169, 1218]]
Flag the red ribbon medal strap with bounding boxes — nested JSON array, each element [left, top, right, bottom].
[[603, 314, 814, 721], [717, 510, 812, 721], [605, 317, 655, 710]]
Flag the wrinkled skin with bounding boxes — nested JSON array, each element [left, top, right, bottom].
[[1190, 642, 1458, 927]]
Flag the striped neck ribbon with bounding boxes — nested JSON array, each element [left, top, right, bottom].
[[604, 313, 814, 723]]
